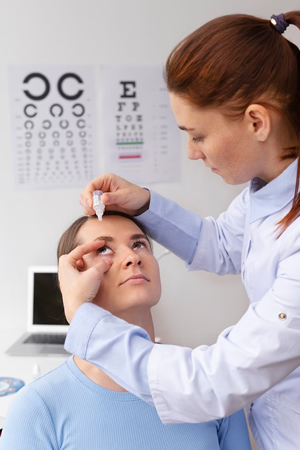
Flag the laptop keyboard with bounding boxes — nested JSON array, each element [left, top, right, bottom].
[[24, 334, 67, 345]]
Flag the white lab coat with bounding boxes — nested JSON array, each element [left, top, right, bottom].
[[143, 160, 300, 449]]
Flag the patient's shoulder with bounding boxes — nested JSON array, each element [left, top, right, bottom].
[[217, 409, 251, 449], [2, 377, 60, 449], [28, 357, 74, 402]]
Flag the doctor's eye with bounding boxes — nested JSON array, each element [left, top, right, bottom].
[[192, 136, 204, 143]]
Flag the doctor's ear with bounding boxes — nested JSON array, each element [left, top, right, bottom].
[[244, 104, 271, 142]]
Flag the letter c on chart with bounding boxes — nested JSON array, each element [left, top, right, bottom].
[[24, 104, 37, 118], [72, 103, 85, 117], [24, 120, 34, 129], [23, 73, 50, 101], [42, 120, 52, 129], [50, 104, 63, 117], [58, 73, 84, 100], [77, 119, 86, 128]]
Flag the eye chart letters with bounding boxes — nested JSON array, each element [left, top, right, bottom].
[[9, 66, 97, 190], [99, 66, 181, 185]]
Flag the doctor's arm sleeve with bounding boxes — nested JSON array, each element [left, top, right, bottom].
[[0, 386, 58, 450], [64, 303, 154, 404], [138, 189, 248, 274]]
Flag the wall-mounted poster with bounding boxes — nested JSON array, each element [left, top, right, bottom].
[[9, 65, 97, 190], [99, 66, 181, 185]]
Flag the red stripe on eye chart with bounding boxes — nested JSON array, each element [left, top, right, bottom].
[[119, 155, 141, 159]]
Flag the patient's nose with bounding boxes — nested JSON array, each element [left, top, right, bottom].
[[123, 250, 142, 268]]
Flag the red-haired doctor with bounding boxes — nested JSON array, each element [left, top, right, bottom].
[[59, 11, 300, 450]]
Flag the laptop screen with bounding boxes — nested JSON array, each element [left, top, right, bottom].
[[33, 272, 68, 326]]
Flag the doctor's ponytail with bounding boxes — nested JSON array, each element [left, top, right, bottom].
[[165, 11, 300, 235]]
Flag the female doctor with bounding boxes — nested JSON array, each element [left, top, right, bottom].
[[59, 11, 300, 450]]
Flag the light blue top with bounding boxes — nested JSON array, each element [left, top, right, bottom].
[[0, 356, 251, 449], [64, 159, 300, 450]]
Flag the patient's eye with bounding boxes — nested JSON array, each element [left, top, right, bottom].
[[97, 245, 113, 255], [132, 240, 148, 250]]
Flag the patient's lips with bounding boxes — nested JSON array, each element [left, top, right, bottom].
[[121, 274, 149, 285]]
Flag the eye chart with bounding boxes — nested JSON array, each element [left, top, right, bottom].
[[9, 66, 97, 190], [99, 66, 181, 185]]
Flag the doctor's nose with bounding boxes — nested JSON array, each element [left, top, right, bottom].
[[187, 145, 205, 161], [187, 140, 205, 160]]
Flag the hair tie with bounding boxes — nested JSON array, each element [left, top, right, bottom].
[[270, 13, 289, 34]]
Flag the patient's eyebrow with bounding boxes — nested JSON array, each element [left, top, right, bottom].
[[93, 236, 114, 242], [93, 234, 147, 242], [130, 234, 147, 241]]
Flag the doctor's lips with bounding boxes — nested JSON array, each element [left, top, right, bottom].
[[204, 162, 218, 171], [206, 164, 218, 172], [120, 274, 149, 285]]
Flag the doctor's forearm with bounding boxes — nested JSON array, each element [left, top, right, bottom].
[[138, 190, 247, 273], [137, 190, 202, 264]]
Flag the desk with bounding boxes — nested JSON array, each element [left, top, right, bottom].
[[0, 328, 68, 420]]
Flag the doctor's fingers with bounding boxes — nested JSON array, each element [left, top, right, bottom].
[[79, 195, 94, 215], [80, 173, 145, 215], [80, 173, 123, 214]]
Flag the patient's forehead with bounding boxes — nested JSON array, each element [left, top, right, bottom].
[[78, 215, 146, 243]]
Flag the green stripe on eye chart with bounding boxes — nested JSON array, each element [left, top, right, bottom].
[[116, 142, 144, 145]]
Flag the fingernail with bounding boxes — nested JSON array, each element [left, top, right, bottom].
[[104, 259, 112, 265]]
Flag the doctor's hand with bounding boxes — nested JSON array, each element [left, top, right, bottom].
[[80, 173, 150, 217], [58, 240, 112, 323]]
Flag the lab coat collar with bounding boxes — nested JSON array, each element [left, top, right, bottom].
[[249, 158, 299, 223]]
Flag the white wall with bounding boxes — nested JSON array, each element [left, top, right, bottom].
[[1, 0, 300, 348]]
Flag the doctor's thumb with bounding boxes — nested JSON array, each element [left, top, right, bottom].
[[102, 192, 122, 206]]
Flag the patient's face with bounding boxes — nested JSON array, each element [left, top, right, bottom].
[[77, 215, 161, 315]]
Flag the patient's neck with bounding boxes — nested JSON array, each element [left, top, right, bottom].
[[74, 309, 155, 392]]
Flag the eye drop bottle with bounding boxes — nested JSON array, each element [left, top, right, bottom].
[[92, 190, 105, 221]]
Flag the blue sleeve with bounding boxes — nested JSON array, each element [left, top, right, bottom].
[[138, 189, 248, 275], [137, 190, 203, 264], [64, 302, 154, 404], [0, 386, 59, 450], [218, 410, 252, 450]]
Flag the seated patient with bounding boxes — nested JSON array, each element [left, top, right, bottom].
[[0, 212, 251, 450]]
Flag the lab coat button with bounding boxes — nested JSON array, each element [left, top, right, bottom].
[[278, 312, 287, 320]]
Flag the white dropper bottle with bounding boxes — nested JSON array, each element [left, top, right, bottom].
[[92, 190, 105, 221]]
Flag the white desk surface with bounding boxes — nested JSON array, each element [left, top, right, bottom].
[[0, 327, 69, 421]]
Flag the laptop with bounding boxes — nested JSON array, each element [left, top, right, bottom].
[[6, 266, 70, 356]]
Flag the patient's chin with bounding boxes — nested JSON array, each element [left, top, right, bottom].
[[93, 292, 159, 316]]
